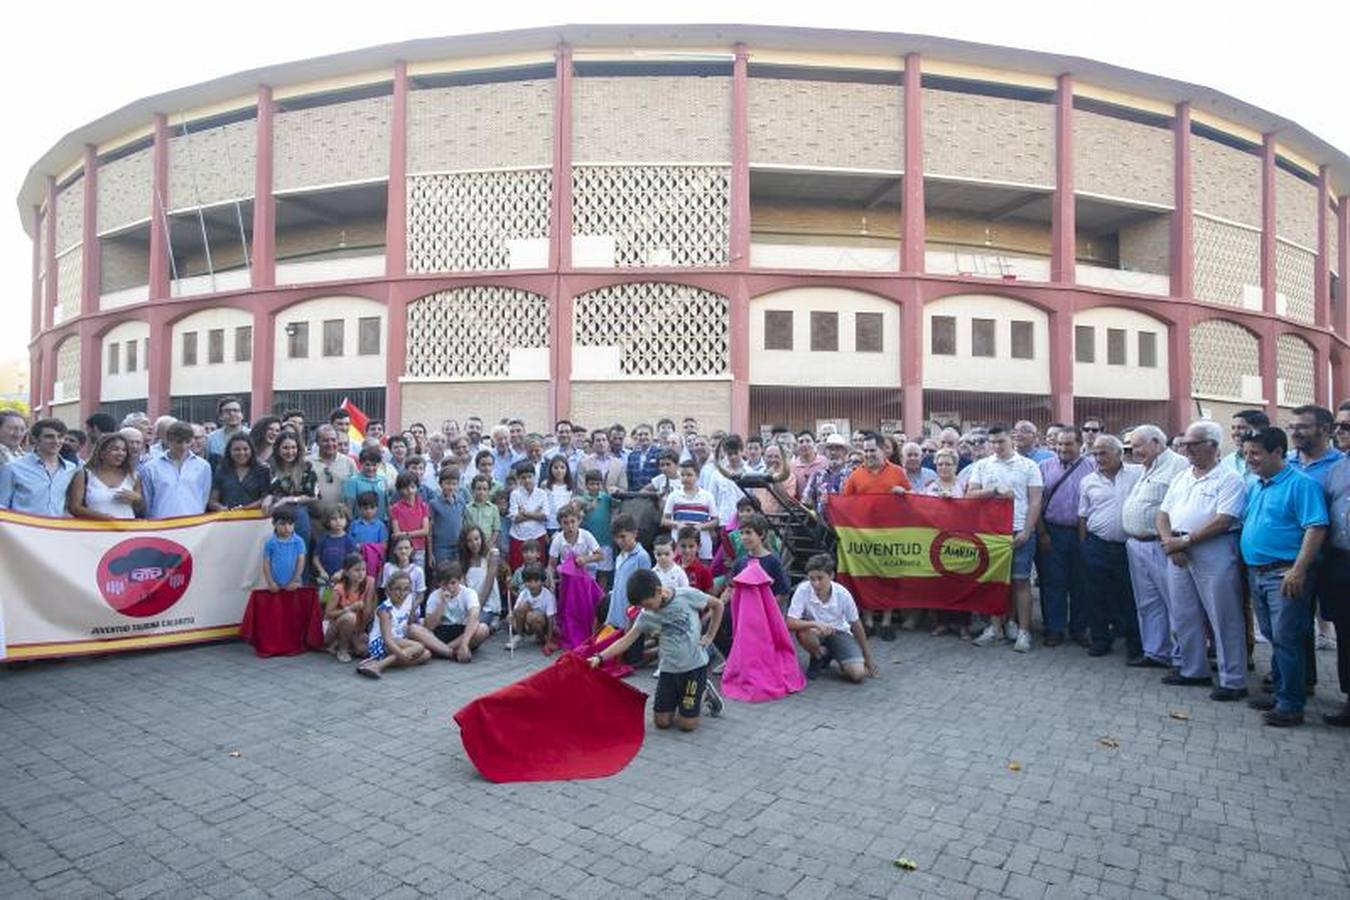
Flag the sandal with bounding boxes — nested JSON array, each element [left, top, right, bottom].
[[356, 661, 382, 679]]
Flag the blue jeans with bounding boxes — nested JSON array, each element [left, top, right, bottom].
[[1036, 524, 1083, 637], [1250, 567, 1313, 714], [1079, 534, 1142, 655]]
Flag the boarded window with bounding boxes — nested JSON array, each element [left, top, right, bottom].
[[931, 316, 956, 355], [855, 312, 884, 353], [287, 322, 309, 359], [107, 343, 119, 375], [208, 328, 224, 365], [810, 311, 839, 351], [1107, 328, 1127, 365], [126, 340, 138, 372], [1075, 325, 1095, 363], [358, 317, 381, 356], [323, 319, 345, 357], [971, 319, 996, 358], [182, 331, 197, 366], [235, 326, 252, 363], [1138, 331, 1158, 368], [1010, 320, 1034, 360], [764, 310, 793, 350]]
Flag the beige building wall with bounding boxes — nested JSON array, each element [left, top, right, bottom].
[[100, 241, 149, 294], [749, 287, 900, 387], [400, 381, 550, 433], [1275, 168, 1318, 249], [748, 78, 902, 171], [97, 147, 153, 234], [1193, 215, 1261, 309], [170, 308, 253, 396], [1191, 135, 1261, 228], [923, 294, 1051, 394], [1071, 307, 1169, 400], [573, 76, 732, 163], [50, 400, 81, 429], [408, 80, 553, 172], [923, 89, 1054, 187], [168, 119, 256, 210], [273, 296, 387, 390], [101, 320, 151, 402], [274, 96, 392, 191], [1073, 110, 1173, 206], [570, 380, 732, 433]]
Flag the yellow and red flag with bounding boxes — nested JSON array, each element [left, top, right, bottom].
[[831, 494, 1013, 614], [338, 397, 368, 446]]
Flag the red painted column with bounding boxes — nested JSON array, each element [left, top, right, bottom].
[[901, 53, 925, 273], [384, 293, 407, 429], [1314, 167, 1330, 329], [81, 145, 100, 317], [549, 45, 575, 421], [43, 177, 57, 331], [385, 62, 408, 278], [1260, 134, 1277, 316], [1048, 307, 1075, 424], [1312, 339, 1330, 407], [251, 306, 275, 416], [148, 114, 171, 301], [1170, 103, 1193, 299], [729, 278, 750, 434], [1338, 197, 1350, 339], [900, 282, 924, 437], [78, 318, 101, 420], [1258, 322, 1279, 420], [145, 306, 173, 419], [251, 85, 276, 289], [1051, 74, 1076, 284], [1166, 307, 1194, 434], [29, 351, 42, 414], [729, 43, 750, 271], [29, 205, 42, 339]]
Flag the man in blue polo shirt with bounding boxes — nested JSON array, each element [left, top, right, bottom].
[[0, 418, 77, 516], [1240, 426, 1328, 728]]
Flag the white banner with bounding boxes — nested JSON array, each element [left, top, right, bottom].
[[0, 509, 272, 660]]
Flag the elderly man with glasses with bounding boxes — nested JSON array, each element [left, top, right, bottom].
[[1156, 420, 1249, 701], [1077, 435, 1143, 659]]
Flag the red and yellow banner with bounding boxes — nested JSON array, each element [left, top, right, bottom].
[[831, 494, 1014, 614]]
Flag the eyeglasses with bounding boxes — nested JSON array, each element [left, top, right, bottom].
[[1082, 427, 1101, 433], [1333, 423, 1350, 432], [323, 467, 333, 483], [1177, 439, 1216, 448]]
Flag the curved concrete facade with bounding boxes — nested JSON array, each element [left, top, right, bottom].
[[18, 25, 1350, 435]]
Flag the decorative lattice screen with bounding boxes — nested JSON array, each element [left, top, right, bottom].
[[405, 287, 548, 379], [56, 251, 81, 323], [1193, 214, 1260, 309], [407, 169, 551, 273], [55, 337, 81, 401], [573, 282, 728, 377], [572, 165, 729, 268], [1275, 240, 1315, 325], [1191, 319, 1259, 399], [1276, 334, 1315, 407]]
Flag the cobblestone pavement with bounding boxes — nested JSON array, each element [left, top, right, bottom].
[[2, 628, 1348, 899]]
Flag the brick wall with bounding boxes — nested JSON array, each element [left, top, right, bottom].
[[400, 381, 550, 433], [275, 96, 392, 192], [573, 76, 731, 164], [922, 89, 1054, 187], [1275, 168, 1318, 249], [1118, 214, 1171, 275], [1191, 135, 1260, 228], [1074, 109, 1172, 206], [569, 380, 732, 433], [748, 78, 902, 171], [1193, 215, 1260, 308], [168, 119, 257, 209], [100, 241, 149, 293], [408, 81, 553, 173], [97, 147, 153, 233], [55, 178, 84, 253]]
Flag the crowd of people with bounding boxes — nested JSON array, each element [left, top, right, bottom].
[[0, 395, 1347, 733]]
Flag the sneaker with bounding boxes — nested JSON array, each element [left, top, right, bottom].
[[504, 635, 521, 651], [651, 666, 661, 679], [336, 648, 352, 664], [704, 682, 724, 717], [1315, 632, 1337, 652], [1013, 630, 1032, 653], [711, 659, 726, 676], [1263, 709, 1304, 727], [1004, 620, 1020, 642], [973, 625, 1001, 647], [806, 655, 825, 680]]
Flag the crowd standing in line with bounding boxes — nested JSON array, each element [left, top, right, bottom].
[[2, 396, 1349, 731]]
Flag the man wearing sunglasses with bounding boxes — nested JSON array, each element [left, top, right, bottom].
[[1080, 419, 1103, 457], [1334, 401, 1350, 454]]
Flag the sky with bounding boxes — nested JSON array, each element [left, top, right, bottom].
[[3, 0, 1348, 364]]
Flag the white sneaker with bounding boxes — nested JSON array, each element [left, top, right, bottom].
[[651, 666, 661, 679], [1003, 620, 1020, 642], [1315, 632, 1337, 651], [973, 625, 1001, 647], [1254, 631, 1270, 644], [1013, 629, 1032, 653], [504, 635, 521, 650]]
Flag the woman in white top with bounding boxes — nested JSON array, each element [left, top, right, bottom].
[[67, 434, 141, 520]]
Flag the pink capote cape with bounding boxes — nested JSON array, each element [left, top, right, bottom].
[[720, 558, 805, 702], [556, 555, 603, 651]]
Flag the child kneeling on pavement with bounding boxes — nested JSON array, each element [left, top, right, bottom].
[[786, 553, 879, 683], [589, 569, 725, 730]]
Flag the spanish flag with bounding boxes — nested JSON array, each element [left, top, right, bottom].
[[338, 397, 368, 446], [831, 494, 1013, 614]]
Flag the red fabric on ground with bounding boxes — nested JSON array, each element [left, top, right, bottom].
[[452, 653, 647, 783], [240, 587, 324, 657]]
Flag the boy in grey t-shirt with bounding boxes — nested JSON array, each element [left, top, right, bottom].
[[589, 569, 725, 730]]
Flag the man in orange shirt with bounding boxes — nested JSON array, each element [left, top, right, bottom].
[[839, 432, 912, 640]]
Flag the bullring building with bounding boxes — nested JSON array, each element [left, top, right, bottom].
[[17, 24, 1350, 438]]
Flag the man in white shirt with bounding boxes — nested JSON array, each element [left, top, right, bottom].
[[1078, 435, 1143, 660], [968, 425, 1044, 652], [1157, 420, 1249, 700], [1121, 424, 1190, 669]]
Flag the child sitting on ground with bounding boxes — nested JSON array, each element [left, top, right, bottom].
[[786, 553, 879, 683], [324, 552, 375, 662], [262, 507, 306, 592], [508, 563, 557, 652], [410, 561, 487, 663], [357, 571, 429, 678], [588, 569, 725, 730]]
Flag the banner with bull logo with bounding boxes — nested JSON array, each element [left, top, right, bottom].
[[830, 494, 1014, 614], [0, 509, 272, 660]]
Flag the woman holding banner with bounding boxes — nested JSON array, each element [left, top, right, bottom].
[[67, 433, 142, 520]]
